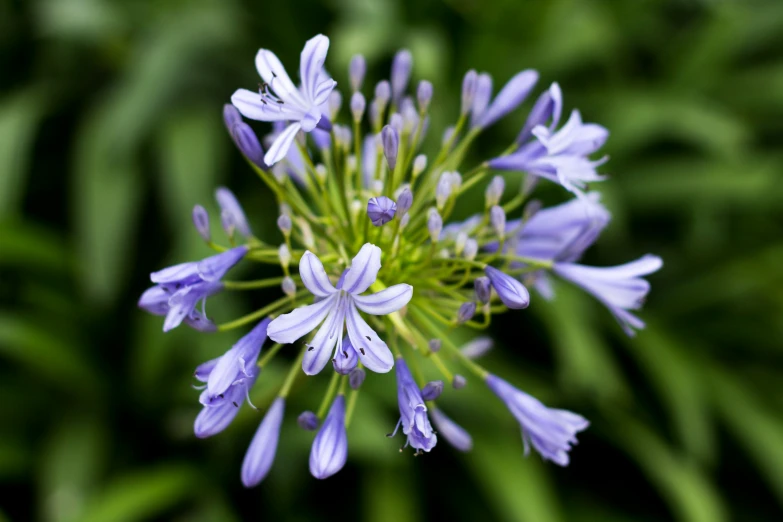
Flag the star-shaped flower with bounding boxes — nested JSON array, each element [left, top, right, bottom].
[[267, 243, 413, 374]]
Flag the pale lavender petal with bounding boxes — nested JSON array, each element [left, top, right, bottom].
[[460, 337, 493, 359], [430, 408, 473, 452], [267, 294, 338, 344], [485, 266, 530, 309], [196, 246, 248, 282], [309, 395, 348, 479], [264, 122, 302, 166], [207, 318, 270, 397], [342, 243, 382, 295], [475, 70, 538, 128], [242, 397, 285, 487], [194, 357, 220, 382], [302, 296, 346, 376], [215, 188, 252, 237], [231, 88, 304, 122], [255, 49, 307, 109], [345, 301, 393, 373], [299, 251, 337, 297], [352, 284, 412, 315], [300, 35, 330, 104]]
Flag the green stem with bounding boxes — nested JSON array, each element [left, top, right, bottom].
[[279, 346, 307, 398]]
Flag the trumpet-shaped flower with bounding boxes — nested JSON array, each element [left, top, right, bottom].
[[267, 243, 413, 374], [553, 255, 663, 336], [231, 35, 337, 166], [394, 358, 437, 452]]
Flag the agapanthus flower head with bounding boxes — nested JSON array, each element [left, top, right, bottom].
[[142, 33, 661, 485], [487, 374, 588, 466]]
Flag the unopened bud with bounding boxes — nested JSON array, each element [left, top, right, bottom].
[[282, 276, 296, 297], [350, 92, 366, 123], [421, 381, 444, 401], [349, 54, 366, 91], [278, 244, 291, 268], [428, 339, 442, 353], [315, 164, 328, 184], [396, 187, 413, 216], [367, 196, 397, 227], [391, 49, 413, 102], [461, 70, 478, 115], [381, 125, 399, 171], [192, 205, 210, 242], [400, 213, 411, 229], [457, 302, 476, 324], [523, 199, 543, 221], [452, 374, 467, 389], [427, 208, 443, 243], [277, 214, 292, 236], [298, 411, 320, 431], [463, 238, 478, 261], [485, 176, 505, 207], [442, 126, 455, 148], [389, 113, 403, 135], [490, 205, 506, 238], [327, 90, 342, 121], [375, 80, 391, 107], [417, 80, 433, 111], [474, 276, 491, 304], [349, 367, 366, 390], [413, 155, 427, 178], [220, 209, 235, 237], [455, 232, 467, 255]]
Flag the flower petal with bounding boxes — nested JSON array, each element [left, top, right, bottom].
[[345, 300, 393, 373], [197, 246, 248, 282], [342, 243, 381, 295], [255, 49, 307, 109], [299, 251, 337, 297], [300, 35, 330, 104], [309, 395, 347, 479], [231, 88, 305, 122], [430, 408, 473, 452], [264, 122, 302, 166], [267, 294, 337, 344], [302, 296, 346, 375], [352, 284, 412, 315], [207, 318, 270, 397], [476, 69, 538, 129], [241, 397, 285, 487]]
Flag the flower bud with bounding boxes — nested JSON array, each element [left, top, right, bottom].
[[389, 113, 403, 135], [470, 73, 493, 126], [461, 70, 478, 115], [427, 208, 443, 243], [282, 276, 296, 297], [216, 187, 252, 236], [367, 196, 397, 227], [463, 238, 478, 261], [221, 209, 235, 237], [412, 154, 427, 178], [436, 172, 454, 210], [277, 214, 292, 236], [327, 90, 342, 121], [442, 125, 455, 148], [452, 374, 467, 389], [391, 49, 413, 102], [396, 187, 413, 216], [455, 232, 467, 255], [333, 338, 359, 375], [421, 381, 444, 401], [375, 80, 391, 107], [298, 411, 320, 431], [315, 164, 328, 184], [417, 80, 433, 111], [349, 54, 366, 91], [522, 173, 539, 196], [490, 205, 506, 238], [485, 266, 530, 309], [278, 244, 291, 268], [400, 213, 410, 229], [485, 176, 505, 207], [192, 205, 211, 242], [461, 337, 493, 359], [428, 339, 442, 353], [350, 92, 366, 123], [474, 276, 491, 304], [381, 125, 399, 171], [309, 395, 347, 479], [349, 367, 366, 390], [457, 302, 476, 324]]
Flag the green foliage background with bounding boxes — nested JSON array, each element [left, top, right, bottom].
[[2, 0, 782, 520]]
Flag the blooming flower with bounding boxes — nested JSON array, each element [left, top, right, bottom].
[[231, 34, 338, 166], [487, 374, 588, 466], [138, 246, 247, 332], [393, 357, 437, 452], [267, 243, 413, 374], [309, 395, 348, 479], [553, 255, 663, 336], [242, 397, 285, 487]]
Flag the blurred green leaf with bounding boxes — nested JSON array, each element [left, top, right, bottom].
[[0, 221, 72, 274], [78, 465, 200, 522], [364, 467, 421, 522], [0, 438, 32, 480]]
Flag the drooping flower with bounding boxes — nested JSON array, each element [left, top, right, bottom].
[[553, 255, 663, 336], [394, 357, 437, 452], [267, 243, 413, 374], [430, 408, 473, 452], [242, 397, 285, 487], [138, 246, 247, 332], [231, 34, 338, 166], [309, 395, 348, 479], [487, 374, 588, 466], [193, 357, 258, 438]]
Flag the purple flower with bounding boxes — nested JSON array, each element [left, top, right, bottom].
[[215, 187, 252, 237], [553, 255, 663, 336], [193, 358, 259, 439], [241, 397, 285, 487], [394, 358, 437, 452], [516, 82, 562, 145], [204, 318, 271, 400], [489, 109, 608, 197], [332, 336, 359, 375], [138, 246, 247, 332], [309, 395, 348, 479], [298, 411, 320, 431], [349, 54, 366, 91], [472, 70, 539, 129], [192, 205, 211, 242], [484, 265, 530, 309], [223, 104, 267, 171], [367, 196, 397, 226], [487, 374, 588, 466], [391, 50, 413, 103], [474, 276, 491, 304], [231, 35, 337, 166], [430, 408, 473, 452], [381, 125, 399, 171], [267, 243, 413, 374]]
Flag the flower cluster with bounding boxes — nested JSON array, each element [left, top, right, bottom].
[[139, 34, 662, 483]]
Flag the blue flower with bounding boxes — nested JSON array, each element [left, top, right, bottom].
[[138, 246, 247, 332], [394, 358, 437, 452], [553, 255, 663, 336], [487, 374, 588, 466], [242, 397, 285, 487], [430, 408, 473, 452], [367, 196, 397, 227], [231, 35, 337, 166], [484, 265, 530, 309], [309, 395, 348, 479]]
